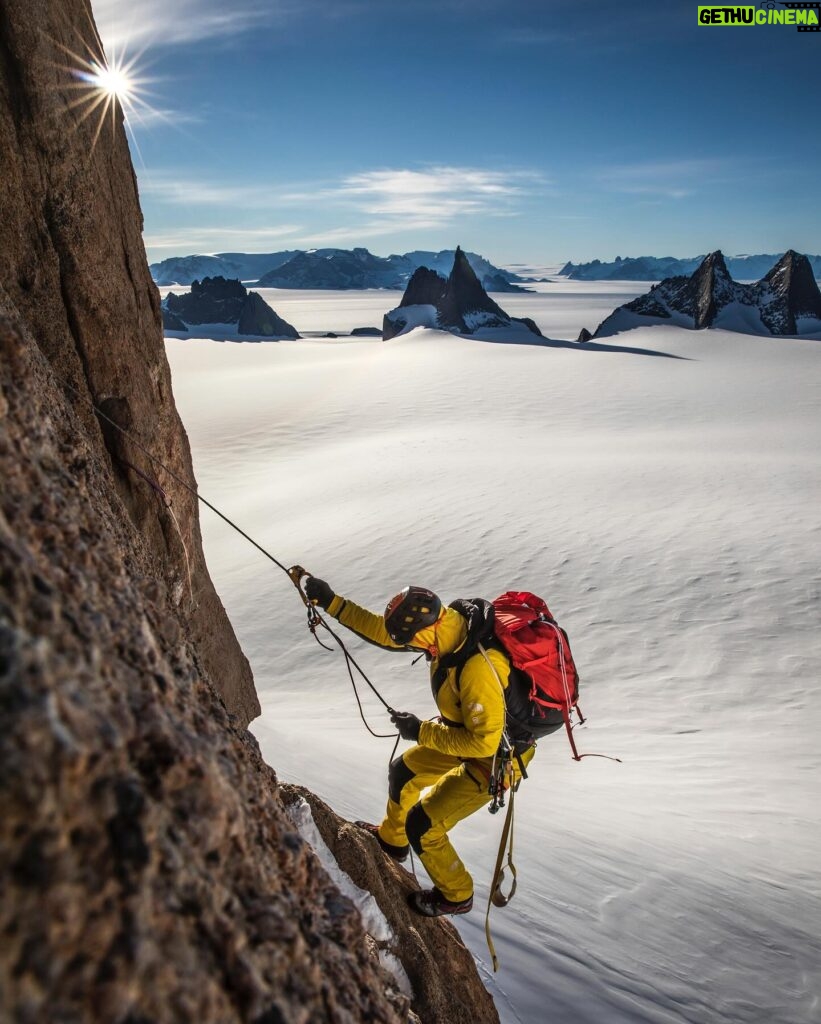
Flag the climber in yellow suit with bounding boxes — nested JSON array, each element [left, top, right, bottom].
[[305, 578, 535, 918]]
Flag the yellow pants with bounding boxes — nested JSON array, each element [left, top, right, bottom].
[[378, 744, 534, 903]]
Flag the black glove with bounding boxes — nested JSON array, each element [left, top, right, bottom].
[[390, 711, 421, 742], [305, 576, 334, 610]]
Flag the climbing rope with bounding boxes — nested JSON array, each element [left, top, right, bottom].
[[59, 376, 399, 740]]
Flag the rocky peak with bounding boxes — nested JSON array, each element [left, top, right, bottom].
[[591, 248, 821, 339], [438, 245, 508, 330], [399, 266, 446, 308], [384, 246, 541, 340], [687, 250, 737, 328], [755, 249, 821, 335], [164, 277, 299, 337]]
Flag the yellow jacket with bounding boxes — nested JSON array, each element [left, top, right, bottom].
[[327, 595, 512, 760]]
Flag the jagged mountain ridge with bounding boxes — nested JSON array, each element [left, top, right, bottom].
[[152, 246, 527, 292], [383, 246, 542, 340], [162, 276, 300, 338], [561, 252, 821, 282], [591, 249, 821, 338]]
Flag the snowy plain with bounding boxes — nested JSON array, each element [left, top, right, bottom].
[[164, 280, 821, 1024]]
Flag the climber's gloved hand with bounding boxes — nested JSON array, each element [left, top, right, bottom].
[[390, 711, 422, 742], [305, 576, 334, 610]]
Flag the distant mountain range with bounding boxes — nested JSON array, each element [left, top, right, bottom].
[[150, 248, 527, 293], [561, 253, 821, 282], [588, 250, 821, 339]]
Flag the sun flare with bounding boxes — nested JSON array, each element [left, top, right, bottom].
[[82, 58, 135, 103], [54, 35, 155, 158]]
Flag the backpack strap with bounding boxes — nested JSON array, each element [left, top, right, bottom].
[[434, 598, 496, 690]]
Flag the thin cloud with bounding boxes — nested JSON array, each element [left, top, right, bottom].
[[92, 0, 285, 49], [144, 224, 303, 252], [597, 158, 738, 200], [142, 165, 546, 227], [140, 175, 277, 207], [324, 166, 548, 225]]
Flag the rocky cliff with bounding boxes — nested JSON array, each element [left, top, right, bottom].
[[0, 1, 498, 1020], [591, 250, 821, 338], [0, 0, 257, 726]]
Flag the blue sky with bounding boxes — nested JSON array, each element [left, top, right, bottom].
[[92, 0, 820, 266]]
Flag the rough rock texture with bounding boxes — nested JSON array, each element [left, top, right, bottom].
[[383, 248, 541, 341], [163, 277, 299, 338], [0, 0, 258, 726], [0, 306, 410, 1023], [282, 786, 499, 1024], [1, 2, 500, 1019], [592, 249, 821, 338]]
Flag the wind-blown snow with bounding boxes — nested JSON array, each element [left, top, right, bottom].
[[166, 282, 820, 1024]]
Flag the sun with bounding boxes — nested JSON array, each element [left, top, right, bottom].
[[53, 35, 155, 158], [82, 57, 136, 104]]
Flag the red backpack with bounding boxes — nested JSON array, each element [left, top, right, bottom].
[[491, 591, 584, 760]]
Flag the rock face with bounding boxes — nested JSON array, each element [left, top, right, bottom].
[[1, 2, 500, 1019], [282, 787, 500, 1024], [384, 247, 543, 340], [755, 249, 821, 335], [592, 250, 821, 338], [0, 0, 257, 726], [0, 310, 407, 1023], [400, 266, 447, 308], [163, 277, 299, 338]]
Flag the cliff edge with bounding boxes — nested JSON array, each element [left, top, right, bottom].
[[0, 0, 257, 726], [0, 1, 498, 1020]]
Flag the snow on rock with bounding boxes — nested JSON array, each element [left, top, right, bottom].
[[593, 249, 821, 339], [286, 797, 394, 944], [384, 246, 543, 341]]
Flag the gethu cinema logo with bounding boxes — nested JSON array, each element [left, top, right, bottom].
[[698, 4, 820, 25]]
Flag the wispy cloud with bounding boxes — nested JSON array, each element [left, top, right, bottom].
[[283, 166, 549, 230], [142, 165, 546, 231], [143, 224, 303, 252], [92, 0, 286, 49], [140, 174, 277, 207], [596, 158, 738, 200]]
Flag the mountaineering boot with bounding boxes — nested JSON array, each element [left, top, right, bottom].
[[354, 820, 410, 863], [407, 887, 474, 918]]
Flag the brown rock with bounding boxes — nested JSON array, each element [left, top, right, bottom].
[[282, 785, 500, 1024], [0, 1, 501, 1020], [0, 301, 407, 1024], [0, 0, 258, 726]]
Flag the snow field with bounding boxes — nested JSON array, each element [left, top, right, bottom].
[[166, 284, 820, 1024]]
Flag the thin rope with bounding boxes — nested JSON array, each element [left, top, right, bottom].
[[60, 375, 400, 741]]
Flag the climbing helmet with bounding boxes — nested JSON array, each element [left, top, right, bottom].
[[384, 586, 442, 644]]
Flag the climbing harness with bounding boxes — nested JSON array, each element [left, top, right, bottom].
[[59, 376, 400, 742]]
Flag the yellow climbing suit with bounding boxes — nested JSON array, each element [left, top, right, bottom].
[[326, 595, 535, 903]]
